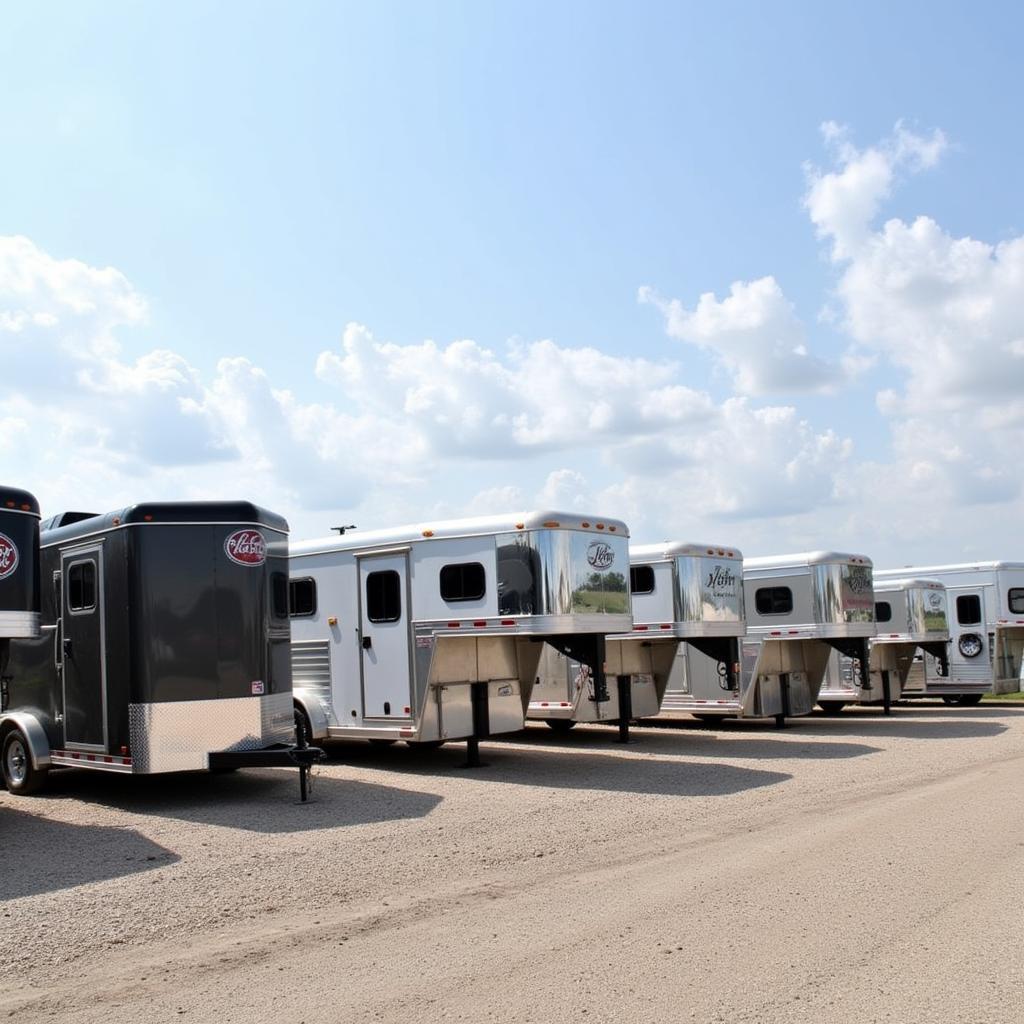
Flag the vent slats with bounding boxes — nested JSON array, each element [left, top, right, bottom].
[[291, 639, 331, 694]]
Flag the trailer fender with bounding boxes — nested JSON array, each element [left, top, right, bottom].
[[293, 689, 330, 742], [0, 713, 51, 769]]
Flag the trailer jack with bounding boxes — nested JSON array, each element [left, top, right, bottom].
[[208, 744, 325, 801]]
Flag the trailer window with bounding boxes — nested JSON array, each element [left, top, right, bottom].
[[956, 594, 982, 625], [440, 562, 486, 602], [1009, 588, 1024, 614], [366, 570, 401, 623], [67, 561, 96, 613], [289, 578, 317, 617], [630, 565, 655, 595], [875, 601, 892, 623], [755, 586, 792, 615], [497, 535, 540, 615]]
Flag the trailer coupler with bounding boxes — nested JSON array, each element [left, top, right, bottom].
[[208, 744, 325, 801]]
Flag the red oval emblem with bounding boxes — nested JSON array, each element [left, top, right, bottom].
[[224, 529, 266, 566], [0, 532, 19, 581]]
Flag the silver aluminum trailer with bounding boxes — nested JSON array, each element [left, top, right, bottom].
[[676, 551, 876, 725], [818, 577, 951, 713], [874, 562, 1024, 701], [288, 511, 633, 760], [531, 542, 744, 735]]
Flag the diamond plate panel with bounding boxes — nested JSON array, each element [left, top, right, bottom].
[[129, 692, 295, 774]]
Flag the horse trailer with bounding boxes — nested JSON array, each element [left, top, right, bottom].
[[874, 562, 1024, 701], [818, 577, 950, 713], [531, 542, 745, 734], [288, 511, 633, 757], [0, 500, 321, 797], [681, 551, 876, 724]]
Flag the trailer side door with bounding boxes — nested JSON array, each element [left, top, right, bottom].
[[358, 552, 413, 720], [60, 547, 107, 750]]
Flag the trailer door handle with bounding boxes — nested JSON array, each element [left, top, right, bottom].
[[63, 638, 73, 658], [361, 636, 372, 650]]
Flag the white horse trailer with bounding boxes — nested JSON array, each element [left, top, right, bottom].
[[874, 562, 1024, 702], [818, 578, 950, 713], [288, 511, 633, 760], [682, 552, 876, 725], [529, 542, 744, 737]]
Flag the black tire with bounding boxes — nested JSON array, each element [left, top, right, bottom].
[[368, 739, 398, 747], [294, 706, 313, 746], [410, 739, 446, 749], [545, 719, 576, 733], [818, 701, 848, 714], [943, 694, 984, 706], [2, 730, 47, 796], [692, 713, 730, 723]]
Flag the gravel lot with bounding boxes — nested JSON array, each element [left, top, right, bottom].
[[2, 703, 1023, 1023]]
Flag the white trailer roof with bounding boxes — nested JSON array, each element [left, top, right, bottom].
[[875, 561, 1024, 576], [291, 509, 630, 556], [743, 550, 872, 571], [630, 541, 743, 562], [873, 576, 945, 593]]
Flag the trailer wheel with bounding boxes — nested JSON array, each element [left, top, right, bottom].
[[2, 730, 47, 796], [368, 739, 398, 747], [943, 694, 984, 707], [545, 719, 576, 733], [411, 740, 447, 749], [818, 701, 847, 715]]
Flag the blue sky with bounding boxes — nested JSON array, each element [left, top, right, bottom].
[[3, 1, 1024, 565]]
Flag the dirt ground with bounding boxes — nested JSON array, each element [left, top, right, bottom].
[[2, 704, 1023, 1023]]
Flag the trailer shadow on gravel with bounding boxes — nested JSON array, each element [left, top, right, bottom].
[[501, 724, 881, 762], [638, 709, 1010, 742], [13, 768, 443, 833], [0, 804, 180, 900], [315, 740, 793, 799]]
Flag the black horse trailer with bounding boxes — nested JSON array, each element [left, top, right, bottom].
[[0, 500, 321, 797], [0, 485, 41, 644]]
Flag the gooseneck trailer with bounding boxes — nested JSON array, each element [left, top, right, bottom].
[[0, 500, 321, 797], [531, 542, 745, 735], [818, 577, 950, 713], [874, 562, 1024, 702], [288, 511, 633, 759], [679, 551, 876, 725]]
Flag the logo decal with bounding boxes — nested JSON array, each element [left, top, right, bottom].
[[928, 592, 943, 609], [0, 532, 19, 581], [705, 564, 737, 595], [845, 567, 872, 594], [225, 529, 266, 566], [586, 541, 615, 570]]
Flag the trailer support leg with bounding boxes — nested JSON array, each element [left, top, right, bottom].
[[463, 681, 489, 769], [300, 763, 309, 802], [616, 674, 632, 744], [775, 672, 790, 729], [881, 670, 892, 716]]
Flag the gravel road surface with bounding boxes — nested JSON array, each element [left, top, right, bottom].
[[2, 704, 1023, 1023]]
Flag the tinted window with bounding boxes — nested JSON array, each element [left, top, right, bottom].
[[755, 586, 792, 615], [289, 577, 317, 617], [956, 594, 982, 625], [497, 537, 539, 615], [366, 570, 401, 623], [440, 562, 486, 602], [630, 565, 655, 595], [67, 561, 96, 612], [875, 601, 892, 623], [1009, 588, 1024, 614]]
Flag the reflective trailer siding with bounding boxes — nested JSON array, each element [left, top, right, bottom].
[[678, 556, 744, 625], [496, 530, 629, 617], [906, 587, 949, 635], [812, 563, 875, 625]]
